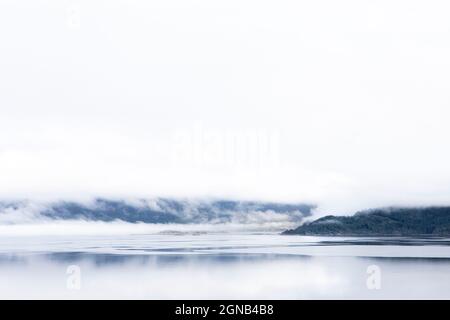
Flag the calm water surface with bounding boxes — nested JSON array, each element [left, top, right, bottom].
[[0, 233, 449, 299]]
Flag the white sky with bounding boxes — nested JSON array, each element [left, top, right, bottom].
[[1, 0, 450, 214]]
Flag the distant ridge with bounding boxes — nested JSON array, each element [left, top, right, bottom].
[[283, 207, 450, 236], [0, 198, 314, 225]]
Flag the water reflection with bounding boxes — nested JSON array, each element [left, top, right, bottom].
[[0, 235, 450, 299]]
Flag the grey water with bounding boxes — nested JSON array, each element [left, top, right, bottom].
[[1, 233, 450, 299]]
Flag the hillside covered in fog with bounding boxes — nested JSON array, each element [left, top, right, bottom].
[[283, 207, 450, 236]]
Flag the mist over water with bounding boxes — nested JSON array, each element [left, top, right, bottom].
[[0, 199, 449, 299], [1, 0, 450, 302], [0, 198, 449, 299]]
